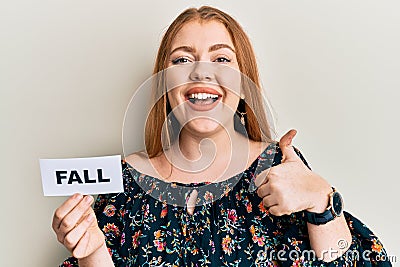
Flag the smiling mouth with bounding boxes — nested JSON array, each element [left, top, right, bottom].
[[185, 87, 222, 106], [187, 93, 220, 105]]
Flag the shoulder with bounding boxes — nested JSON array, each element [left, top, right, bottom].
[[124, 150, 165, 179], [254, 141, 312, 173], [124, 151, 147, 168], [248, 139, 274, 160], [93, 153, 158, 215]]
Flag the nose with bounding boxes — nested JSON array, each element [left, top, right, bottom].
[[189, 62, 214, 82]]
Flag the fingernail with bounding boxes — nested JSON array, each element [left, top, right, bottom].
[[73, 193, 83, 200], [84, 195, 93, 203]]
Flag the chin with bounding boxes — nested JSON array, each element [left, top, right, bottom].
[[185, 119, 223, 136]]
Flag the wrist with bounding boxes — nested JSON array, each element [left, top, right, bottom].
[[306, 184, 333, 213], [305, 187, 344, 225], [78, 243, 113, 267]]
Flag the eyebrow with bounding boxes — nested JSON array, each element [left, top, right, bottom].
[[209, 43, 236, 53], [169, 43, 236, 55], [169, 46, 195, 55]]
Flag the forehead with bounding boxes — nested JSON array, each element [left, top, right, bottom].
[[171, 20, 234, 49]]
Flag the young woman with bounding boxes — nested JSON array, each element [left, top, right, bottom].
[[53, 6, 391, 267]]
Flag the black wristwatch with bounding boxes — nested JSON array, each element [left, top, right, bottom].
[[305, 187, 344, 225]]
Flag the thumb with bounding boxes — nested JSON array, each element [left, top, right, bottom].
[[279, 129, 300, 162]]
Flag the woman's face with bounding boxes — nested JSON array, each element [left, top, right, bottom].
[[166, 20, 242, 137]]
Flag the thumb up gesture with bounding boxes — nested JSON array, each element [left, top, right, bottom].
[[254, 129, 332, 216]]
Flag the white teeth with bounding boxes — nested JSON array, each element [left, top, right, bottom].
[[188, 93, 219, 100]]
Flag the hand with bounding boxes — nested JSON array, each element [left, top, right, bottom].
[[52, 193, 105, 259], [254, 129, 332, 216]]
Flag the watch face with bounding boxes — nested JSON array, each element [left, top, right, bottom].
[[332, 191, 343, 216]]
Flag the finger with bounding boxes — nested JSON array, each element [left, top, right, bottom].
[[186, 189, 198, 215], [254, 167, 271, 188], [58, 195, 94, 240], [256, 182, 272, 198], [72, 231, 91, 259], [268, 205, 284, 216], [63, 213, 95, 252], [262, 195, 278, 209], [52, 193, 83, 231], [279, 129, 300, 162], [268, 204, 296, 216]]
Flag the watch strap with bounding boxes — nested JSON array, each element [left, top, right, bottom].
[[305, 209, 335, 225], [305, 187, 343, 225]]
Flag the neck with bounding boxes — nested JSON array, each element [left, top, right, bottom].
[[181, 121, 239, 158], [163, 120, 251, 176]]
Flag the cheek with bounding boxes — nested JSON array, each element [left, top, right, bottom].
[[167, 91, 179, 109], [167, 87, 187, 118], [215, 66, 241, 97], [165, 65, 192, 92], [220, 93, 240, 116], [229, 95, 241, 111]]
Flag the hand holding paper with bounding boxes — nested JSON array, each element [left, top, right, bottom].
[[52, 193, 111, 261]]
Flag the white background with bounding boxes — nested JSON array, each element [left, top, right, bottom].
[[1, 0, 399, 266]]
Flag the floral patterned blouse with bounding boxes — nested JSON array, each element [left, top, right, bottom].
[[60, 141, 391, 267]]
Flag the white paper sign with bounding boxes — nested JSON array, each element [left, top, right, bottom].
[[40, 155, 123, 196]]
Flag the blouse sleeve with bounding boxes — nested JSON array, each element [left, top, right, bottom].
[[274, 145, 392, 267], [59, 162, 131, 267]]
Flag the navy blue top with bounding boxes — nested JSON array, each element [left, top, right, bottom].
[[60, 142, 391, 266]]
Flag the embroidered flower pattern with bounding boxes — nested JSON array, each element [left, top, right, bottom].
[[222, 235, 234, 255], [103, 204, 116, 217], [132, 230, 141, 249], [60, 142, 391, 267], [102, 223, 120, 237]]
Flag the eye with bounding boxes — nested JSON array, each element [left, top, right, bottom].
[[171, 57, 193, 65], [214, 57, 231, 63]]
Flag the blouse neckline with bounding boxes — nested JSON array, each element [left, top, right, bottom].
[[124, 141, 277, 188]]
